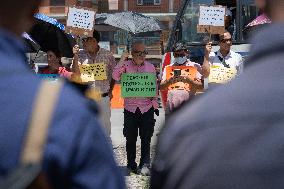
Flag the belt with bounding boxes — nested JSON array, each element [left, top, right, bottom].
[[101, 93, 109, 97]]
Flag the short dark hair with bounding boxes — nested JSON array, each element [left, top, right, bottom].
[[49, 49, 62, 58], [93, 30, 100, 42], [173, 41, 188, 52], [218, 30, 231, 42], [47, 49, 62, 65]]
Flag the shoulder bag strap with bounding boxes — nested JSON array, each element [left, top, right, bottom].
[[20, 80, 64, 165]]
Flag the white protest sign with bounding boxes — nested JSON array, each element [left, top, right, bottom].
[[66, 7, 96, 36], [67, 7, 95, 30], [199, 6, 225, 27]]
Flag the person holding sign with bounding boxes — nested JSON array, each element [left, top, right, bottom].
[[160, 42, 210, 113], [40, 49, 74, 79], [151, 2, 284, 188], [112, 41, 159, 176], [205, 31, 243, 75], [72, 30, 116, 136], [0, 0, 125, 188]]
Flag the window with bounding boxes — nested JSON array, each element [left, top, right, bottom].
[[50, 0, 65, 6], [137, 0, 143, 5], [137, 0, 160, 6], [180, 0, 213, 43], [154, 0, 161, 5]]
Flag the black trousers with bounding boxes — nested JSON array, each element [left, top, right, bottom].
[[123, 107, 155, 169]]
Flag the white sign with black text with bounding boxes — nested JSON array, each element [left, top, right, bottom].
[[67, 7, 95, 31], [199, 6, 225, 27]]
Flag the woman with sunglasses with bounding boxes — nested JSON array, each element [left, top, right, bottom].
[[160, 42, 210, 114]]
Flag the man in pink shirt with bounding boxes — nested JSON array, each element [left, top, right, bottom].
[[113, 41, 159, 176]]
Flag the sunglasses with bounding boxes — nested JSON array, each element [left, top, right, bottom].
[[220, 38, 232, 43], [133, 50, 148, 57]]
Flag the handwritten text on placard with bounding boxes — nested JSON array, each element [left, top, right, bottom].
[[79, 63, 107, 82], [67, 7, 95, 30], [209, 66, 237, 84], [199, 6, 225, 26], [121, 73, 156, 97]]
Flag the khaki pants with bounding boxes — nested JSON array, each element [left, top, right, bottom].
[[98, 96, 111, 136]]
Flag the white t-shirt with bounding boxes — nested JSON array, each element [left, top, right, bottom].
[[209, 50, 243, 74]]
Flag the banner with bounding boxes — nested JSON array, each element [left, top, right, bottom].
[[79, 63, 107, 82], [121, 73, 157, 98], [209, 66, 238, 84]]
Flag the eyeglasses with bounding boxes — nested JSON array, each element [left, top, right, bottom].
[[133, 50, 148, 57], [220, 38, 232, 43]]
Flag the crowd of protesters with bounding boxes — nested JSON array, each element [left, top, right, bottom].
[[2, 0, 284, 189]]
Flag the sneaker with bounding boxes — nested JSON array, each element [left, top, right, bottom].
[[138, 164, 150, 176]]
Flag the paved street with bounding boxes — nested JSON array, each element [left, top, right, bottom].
[[110, 108, 165, 188], [111, 108, 165, 148]]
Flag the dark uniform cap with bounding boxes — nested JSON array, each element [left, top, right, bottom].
[[173, 42, 188, 52]]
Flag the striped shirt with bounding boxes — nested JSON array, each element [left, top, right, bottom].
[[78, 47, 116, 93]]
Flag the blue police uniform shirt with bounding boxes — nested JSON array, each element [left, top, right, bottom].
[[0, 29, 125, 189]]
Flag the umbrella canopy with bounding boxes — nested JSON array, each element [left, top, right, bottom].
[[245, 14, 271, 28], [22, 32, 40, 53], [96, 11, 163, 34], [34, 13, 65, 30], [28, 13, 75, 58]]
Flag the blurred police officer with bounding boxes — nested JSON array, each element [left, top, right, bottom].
[[151, 1, 284, 189], [0, 1, 125, 188]]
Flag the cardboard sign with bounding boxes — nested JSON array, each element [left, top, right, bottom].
[[161, 30, 170, 43], [38, 74, 59, 81], [209, 66, 237, 84], [121, 73, 157, 98], [66, 6, 96, 36], [79, 63, 107, 82], [197, 6, 226, 34], [165, 66, 197, 91]]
